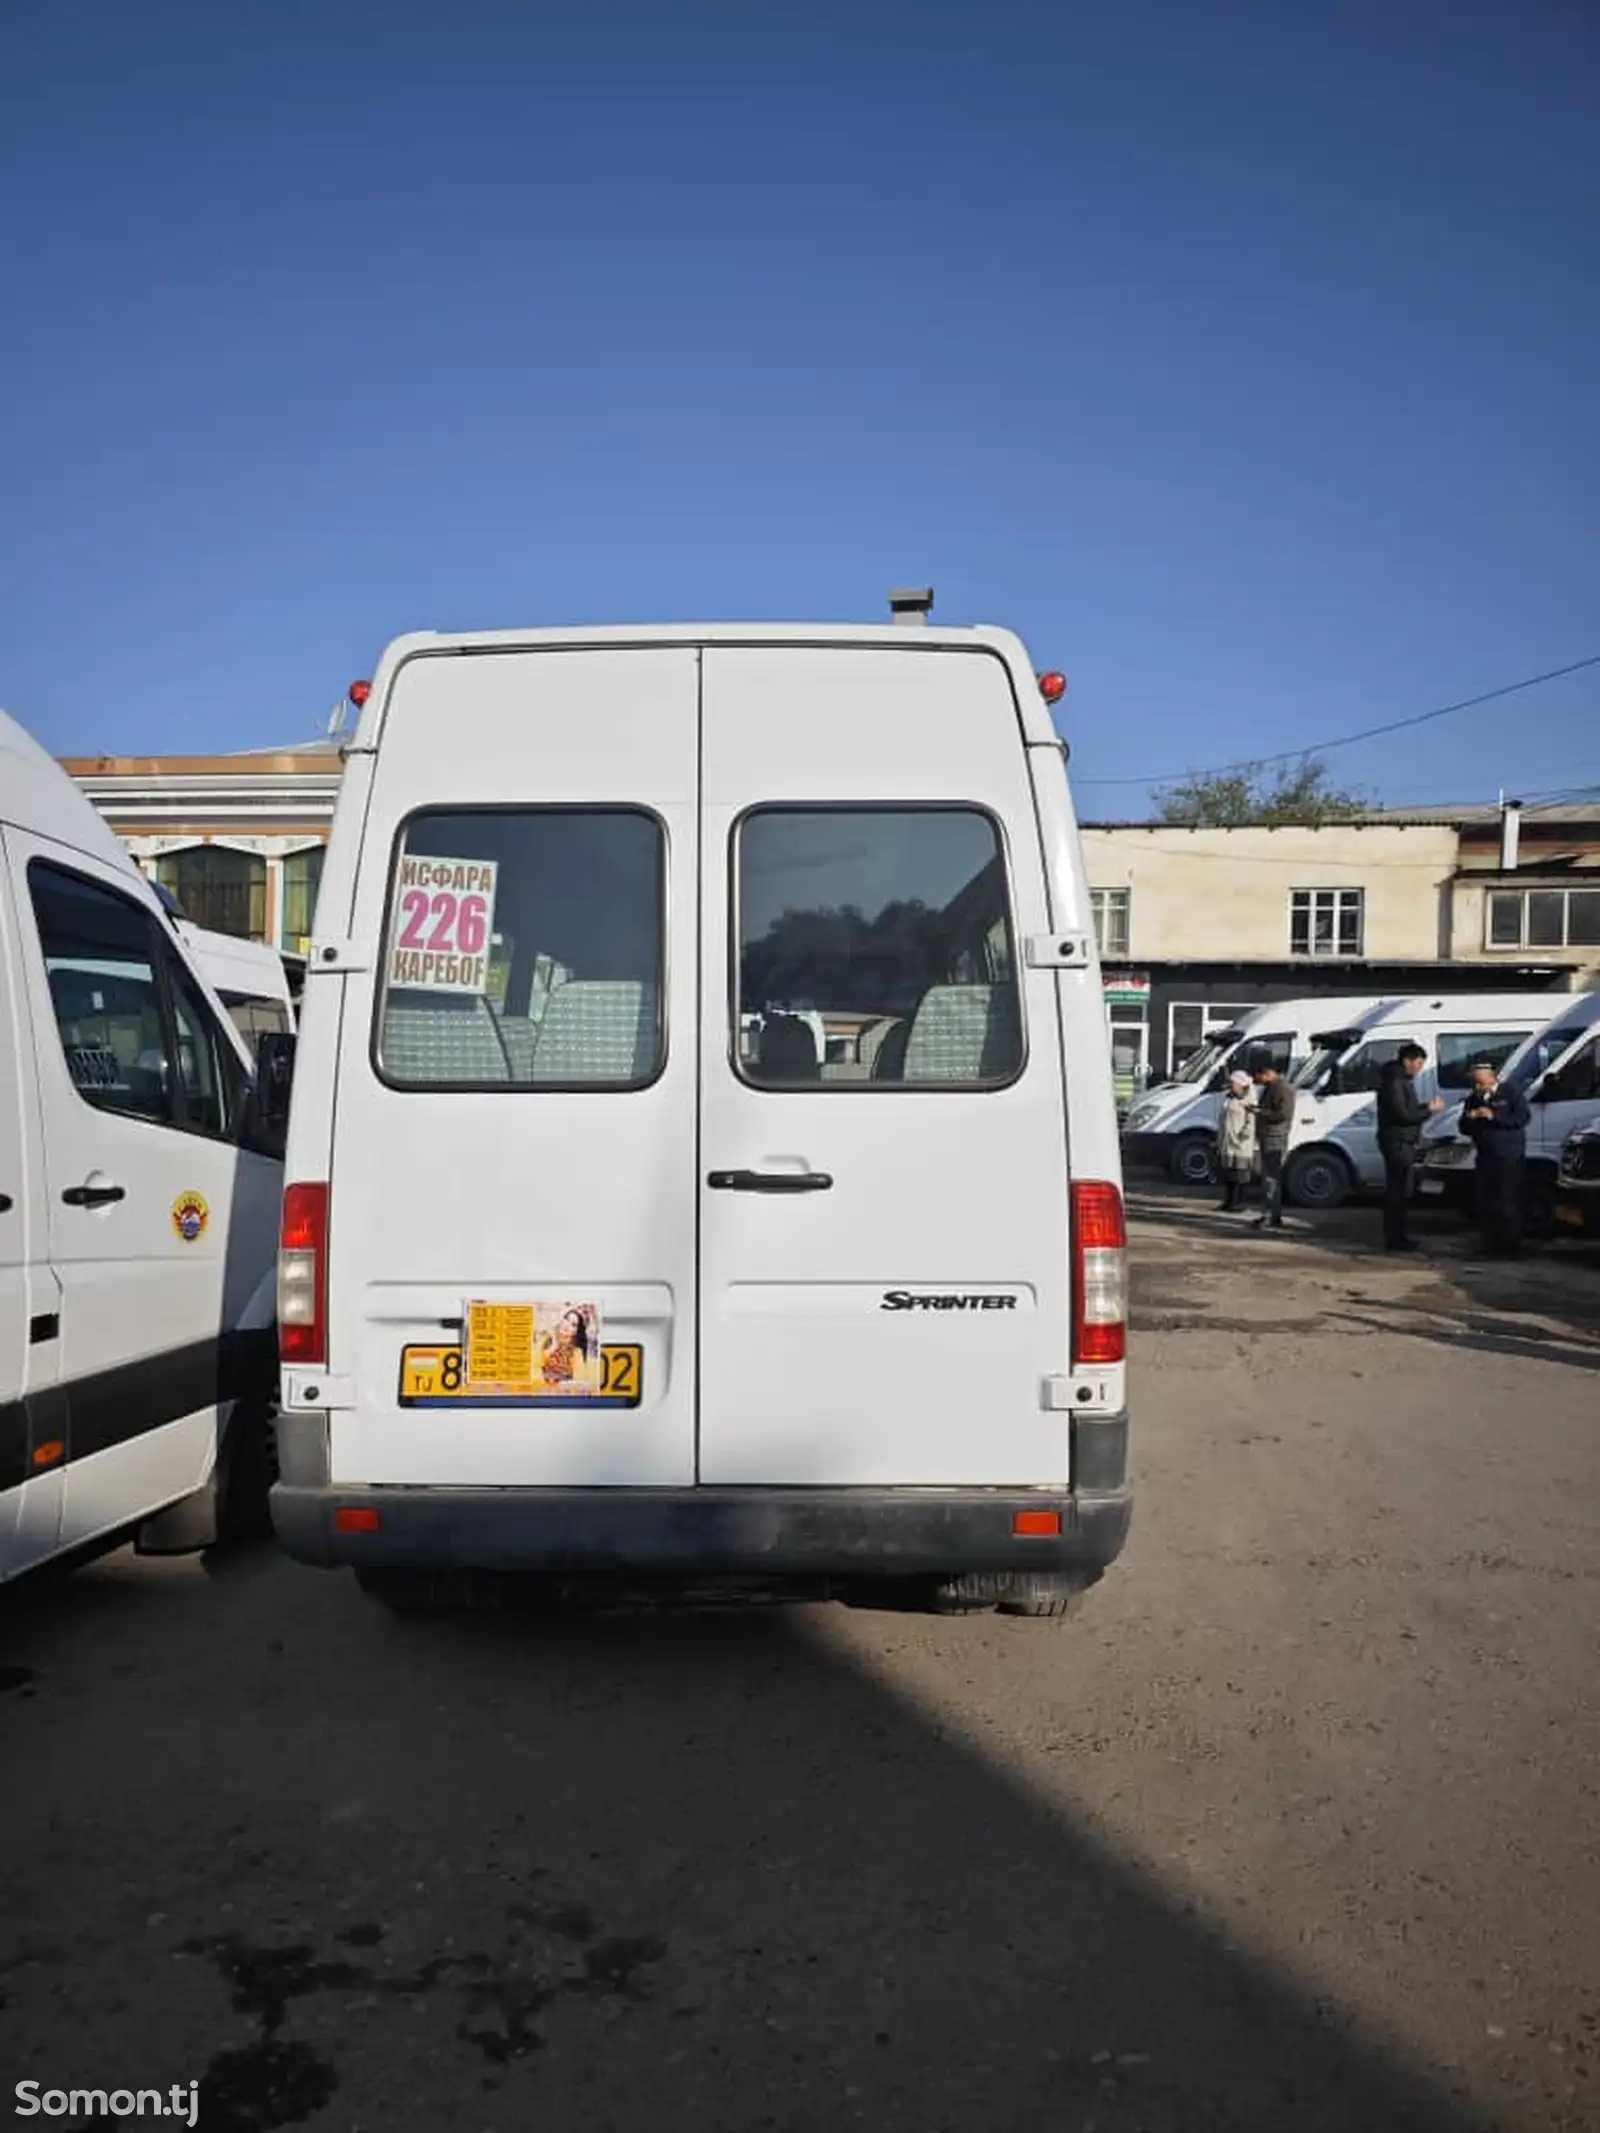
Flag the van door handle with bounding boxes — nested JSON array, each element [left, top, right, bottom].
[[708, 1169, 833, 1193], [62, 1182, 126, 1209]]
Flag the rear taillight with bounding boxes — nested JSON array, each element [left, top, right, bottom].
[[279, 1181, 328, 1366], [1071, 1180, 1126, 1366]]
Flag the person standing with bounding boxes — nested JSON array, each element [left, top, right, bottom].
[[1250, 1058, 1295, 1231], [1461, 1060, 1533, 1258], [1215, 1069, 1258, 1212], [1375, 1042, 1445, 1253]]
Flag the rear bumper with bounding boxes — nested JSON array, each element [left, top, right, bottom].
[[270, 1479, 1132, 1580]]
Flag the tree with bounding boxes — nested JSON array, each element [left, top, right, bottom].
[[1154, 754, 1369, 828]]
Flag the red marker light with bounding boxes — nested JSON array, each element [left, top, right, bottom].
[[349, 680, 372, 708], [1038, 672, 1067, 704], [1013, 1508, 1062, 1537]]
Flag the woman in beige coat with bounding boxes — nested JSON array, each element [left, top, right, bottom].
[[1215, 1068, 1258, 1213]]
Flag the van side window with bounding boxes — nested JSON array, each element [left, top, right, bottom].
[[161, 951, 236, 1137], [1435, 1031, 1528, 1090], [1540, 1036, 1600, 1107], [374, 809, 665, 1090], [735, 807, 1023, 1089], [1334, 1038, 1406, 1095], [217, 992, 293, 1055], [28, 863, 178, 1125]]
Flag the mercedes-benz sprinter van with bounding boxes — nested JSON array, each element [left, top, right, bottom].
[[1, 712, 282, 1582], [269, 616, 1131, 1618]]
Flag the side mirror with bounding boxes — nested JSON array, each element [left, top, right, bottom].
[[255, 1031, 297, 1131]]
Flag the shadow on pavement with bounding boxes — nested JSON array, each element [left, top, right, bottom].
[[0, 1567, 1497, 2133]]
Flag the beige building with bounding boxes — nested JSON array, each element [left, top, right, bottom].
[[1080, 822, 1463, 965], [1438, 805, 1600, 981], [61, 742, 344, 962], [1082, 808, 1596, 1087]]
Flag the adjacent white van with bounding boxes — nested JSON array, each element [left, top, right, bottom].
[[149, 890, 297, 1055], [270, 617, 1131, 1617], [1, 712, 283, 1583], [1418, 991, 1600, 1224], [1283, 993, 1562, 1208], [1121, 995, 1384, 1185]]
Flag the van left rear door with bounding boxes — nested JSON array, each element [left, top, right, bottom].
[[323, 647, 700, 1490]]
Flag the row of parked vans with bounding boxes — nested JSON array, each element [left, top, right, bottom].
[[5, 611, 1136, 1618], [1121, 987, 1600, 1223]]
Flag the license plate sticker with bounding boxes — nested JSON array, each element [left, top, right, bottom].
[[400, 1320, 643, 1408]]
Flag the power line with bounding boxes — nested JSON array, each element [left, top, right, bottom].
[[1074, 654, 1600, 788]]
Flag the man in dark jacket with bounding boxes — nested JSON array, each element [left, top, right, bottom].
[[1250, 1058, 1296, 1231], [1461, 1061, 1533, 1258], [1376, 1043, 1444, 1252]]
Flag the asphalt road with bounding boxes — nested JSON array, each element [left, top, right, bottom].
[[3, 1187, 1597, 2133]]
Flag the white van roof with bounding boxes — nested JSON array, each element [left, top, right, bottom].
[[177, 923, 292, 1005], [1494, 989, 1600, 1073], [1222, 995, 1384, 1035], [0, 709, 136, 872], [352, 624, 1065, 751], [1318, 992, 1566, 1035]]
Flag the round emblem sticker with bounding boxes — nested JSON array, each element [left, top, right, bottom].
[[171, 1192, 210, 1244]]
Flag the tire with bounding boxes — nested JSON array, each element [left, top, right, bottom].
[[1524, 1165, 1558, 1239], [925, 1571, 1093, 1619], [1284, 1144, 1354, 1209], [1169, 1132, 1219, 1188], [219, 1402, 278, 1540], [354, 1567, 487, 1614]]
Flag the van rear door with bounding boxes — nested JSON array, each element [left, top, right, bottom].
[[323, 649, 699, 1489], [696, 646, 1072, 1486]]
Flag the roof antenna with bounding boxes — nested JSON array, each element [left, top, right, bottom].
[[888, 586, 934, 626], [325, 698, 349, 738]]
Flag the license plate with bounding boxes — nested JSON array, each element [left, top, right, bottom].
[[398, 1341, 644, 1408], [1418, 1178, 1444, 1195], [1555, 1204, 1584, 1229]]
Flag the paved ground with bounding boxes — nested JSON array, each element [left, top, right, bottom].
[[3, 1186, 1597, 2133]]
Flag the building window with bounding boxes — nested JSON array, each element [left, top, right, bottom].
[[1090, 888, 1131, 960], [1290, 887, 1364, 958], [154, 845, 267, 941], [281, 844, 326, 954], [1485, 887, 1600, 950]]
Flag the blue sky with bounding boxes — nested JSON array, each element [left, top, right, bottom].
[[2, 0, 1594, 813]]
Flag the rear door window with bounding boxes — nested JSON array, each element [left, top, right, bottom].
[[734, 807, 1022, 1089], [373, 808, 665, 1090]]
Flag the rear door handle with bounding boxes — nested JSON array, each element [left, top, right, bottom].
[[62, 1183, 126, 1209], [0, 1193, 13, 1213], [708, 1169, 833, 1193]]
